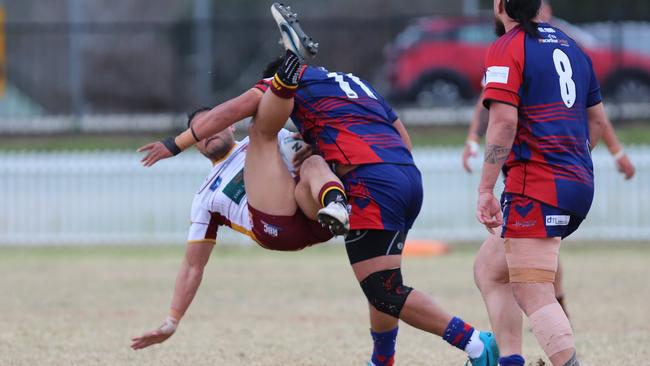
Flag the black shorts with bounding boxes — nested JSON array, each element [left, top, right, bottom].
[[345, 229, 407, 264]]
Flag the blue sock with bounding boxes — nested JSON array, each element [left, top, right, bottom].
[[370, 327, 398, 366], [442, 316, 475, 351], [499, 354, 525, 366]]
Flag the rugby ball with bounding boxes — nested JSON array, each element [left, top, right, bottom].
[[279, 134, 307, 172]]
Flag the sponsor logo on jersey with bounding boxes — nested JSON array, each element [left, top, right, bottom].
[[485, 66, 510, 85], [513, 220, 537, 228], [209, 177, 222, 191], [538, 27, 556, 33], [546, 215, 570, 226], [261, 221, 280, 237], [539, 37, 570, 47], [222, 168, 246, 204]]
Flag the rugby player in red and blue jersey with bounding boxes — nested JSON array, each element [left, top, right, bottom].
[[260, 4, 499, 365], [475, 1, 608, 365]]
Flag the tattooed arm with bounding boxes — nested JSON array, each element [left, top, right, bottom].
[[476, 102, 518, 232]]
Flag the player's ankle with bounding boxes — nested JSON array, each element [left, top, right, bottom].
[[464, 329, 484, 358], [319, 182, 347, 208], [271, 50, 302, 99], [499, 354, 525, 366], [370, 327, 398, 366]]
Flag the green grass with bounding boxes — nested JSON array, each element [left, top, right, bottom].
[[0, 244, 648, 365]]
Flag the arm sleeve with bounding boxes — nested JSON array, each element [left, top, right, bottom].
[[187, 197, 218, 243], [482, 34, 525, 109], [585, 54, 603, 107], [370, 85, 398, 123]]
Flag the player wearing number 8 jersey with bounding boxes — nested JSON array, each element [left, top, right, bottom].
[[483, 21, 600, 225], [475, 1, 608, 365]]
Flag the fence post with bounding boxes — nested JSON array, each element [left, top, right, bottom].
[[67, 0, 84, 129], [462, 0, 480, 15], [0, 4, 6, 99], [193, 0, 214, 105]]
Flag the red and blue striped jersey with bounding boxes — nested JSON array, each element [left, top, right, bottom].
[[255, 66, 414, 166], [482, 23, 602, 218]]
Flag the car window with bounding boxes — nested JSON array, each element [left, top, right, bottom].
[[394, 25, 425, 50], [457, 23, 498, 44]]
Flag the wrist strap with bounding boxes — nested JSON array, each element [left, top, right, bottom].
[[161, 136, 182, 156], [466, 140, 480, 154], [160, 316, 178, 335], [613, 149, 625, 160], [190, 125, 201, 143]]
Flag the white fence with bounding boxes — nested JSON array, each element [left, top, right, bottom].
[[0, 147, 648, 246]]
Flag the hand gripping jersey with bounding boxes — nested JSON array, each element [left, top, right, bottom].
[[187, 129, 294, 243], [256, 66, 414, 166], [482, 23, 602, 218]]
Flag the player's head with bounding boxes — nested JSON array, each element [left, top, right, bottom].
[[262, 56, 284, 78], [187, 107, 236, 162], [493, 0, 542, 37]]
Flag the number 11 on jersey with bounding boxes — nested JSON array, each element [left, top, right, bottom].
[[327, 72, 377, 100]]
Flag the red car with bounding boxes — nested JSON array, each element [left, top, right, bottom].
[[385, 16, 650, 106]]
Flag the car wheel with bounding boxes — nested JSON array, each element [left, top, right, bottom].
[[611, 77, 650, 103], [415, 78, 464, 107]]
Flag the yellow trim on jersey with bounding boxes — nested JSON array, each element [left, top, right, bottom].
[[187, 239, 216, 245], [229, 222, 255, 240], [211, 143, 238, 166], [319, 186, 344, 207], [273, 74, 298, 90]]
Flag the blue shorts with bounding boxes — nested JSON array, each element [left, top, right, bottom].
[[340, 163, 423, 233], [501, 193, 584, 239]]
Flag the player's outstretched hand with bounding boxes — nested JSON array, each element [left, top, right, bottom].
[[138, 141, 174, 167], [462, 140, 479, 173], [476, 192, 503, 234], [130, 317, 178, 350], [615, 154, 636, 180]]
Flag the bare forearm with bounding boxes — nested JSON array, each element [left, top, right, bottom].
[[479, 104, 518, 193], [468, 94, 488, 141], [169, 261, 205, 318], [194, 103, 251, 141], [175, 89, 263, 150], [601, 117, 622, 154]]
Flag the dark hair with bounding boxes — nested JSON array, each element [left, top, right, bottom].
[[262, 57, 283, 79], [186, 106, 212, 127], [505, 0, 542, 37]]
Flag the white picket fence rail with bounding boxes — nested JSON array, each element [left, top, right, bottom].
[[0, 147, 648, 246]]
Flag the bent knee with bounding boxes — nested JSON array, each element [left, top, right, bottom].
[[247, 121, 277, 143], [360, 268, 413, 318], [299, 155, 327, 174]]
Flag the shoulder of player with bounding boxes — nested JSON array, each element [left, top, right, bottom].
[[489, 26, 525, 52], [485, 29, 526, 69]]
